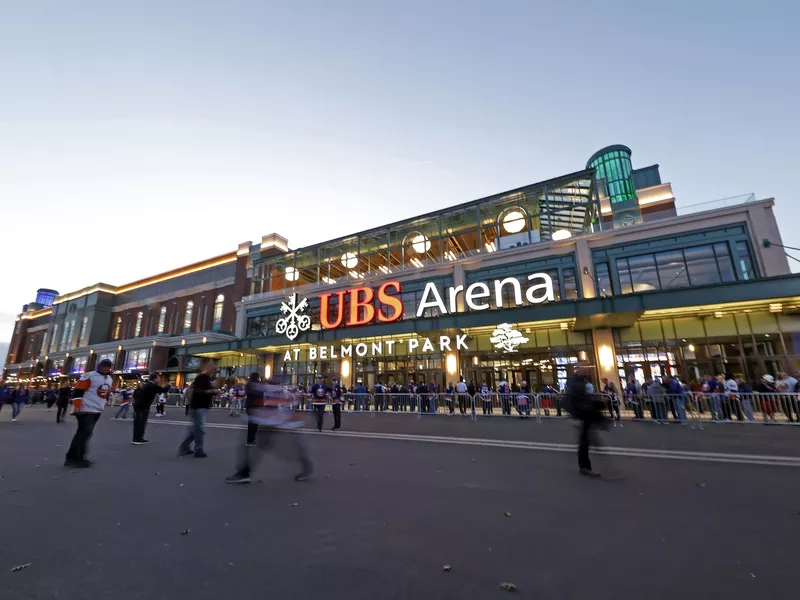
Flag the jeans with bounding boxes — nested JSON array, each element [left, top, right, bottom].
[[115, 403, 131, 419], [11, 402, 23, 419], [133, 407, 150, 441], [709, 395, 723, 421], [671, 396, 687, 423], [66, 413, 101, 461], [741, 398, 755, 421], [179, 408, 207, 453], [652, 401, 667, 422]]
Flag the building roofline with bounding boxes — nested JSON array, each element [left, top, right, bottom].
[[52, 251, 238, 305], [268, 167, 597, 258]]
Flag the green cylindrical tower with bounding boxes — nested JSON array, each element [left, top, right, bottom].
[[587, 145, 642, 228]]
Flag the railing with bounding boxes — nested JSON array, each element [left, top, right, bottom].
[[679, 193, 756, 215], [286, 391, 800, 427]]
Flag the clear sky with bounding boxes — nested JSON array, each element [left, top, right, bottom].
[[1, 0, 798, 353]]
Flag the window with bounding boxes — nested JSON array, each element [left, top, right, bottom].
[[714, 243, 736, 282], [655, 250, 689, 289], [213, 294, 224, 329], [78, 317, 89, 346], [183, 301, 194, 331], [200, 305, 208, 332], [71, 356, 88, 374], [134, 312, 143, 337], [563, 267, 578, 300], [736, 241, 755, 280], [616, 243, 740, 294], [595, 262, 612, 297], [684, 245, 720, 286], [50, 324, 58, 352], [157, 306, 167, 333], [123, 348, 150, 371], [59, 321, 72, 351], [113, 316, 122, 340]]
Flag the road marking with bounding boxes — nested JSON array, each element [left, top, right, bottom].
[[139, 418, 800, 467]]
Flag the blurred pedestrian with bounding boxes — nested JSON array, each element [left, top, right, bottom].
[[113, 385, 133, 419], [565, 372, 606, 477], [44, 386, 58, 411], [11, 385, 27, 421], [226, 376, 312, 484], [56, 383, 71, 423]]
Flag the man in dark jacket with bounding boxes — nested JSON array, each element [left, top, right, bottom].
[[132, 374, 170, 445], [178, 363, 218, 458], [56, 384, 72, 423], [566, 372, 606, 477]]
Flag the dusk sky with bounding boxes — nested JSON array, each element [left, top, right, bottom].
[[1, 0, 798, 357]]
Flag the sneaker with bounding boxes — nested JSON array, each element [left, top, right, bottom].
[[579, 468, 601, 478], [11, 418, 17, 422], [294, 472, 311, 482], [132, 440, 150, 445], [225, 473, 252, 484], [245, 442, 258, 447], [64, 458, 91, 469], [193, 451, 208, 458], [178, 449, 194, 457]]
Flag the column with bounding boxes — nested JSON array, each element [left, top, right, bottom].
[[591, 328, 618, 387]]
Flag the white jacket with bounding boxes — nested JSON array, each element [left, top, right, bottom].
[[73, 371, 113, 413]]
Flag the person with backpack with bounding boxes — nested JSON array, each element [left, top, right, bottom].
[[565, 372, 606, 477]]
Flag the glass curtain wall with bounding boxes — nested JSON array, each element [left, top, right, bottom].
[[250, 174, 598, 295]]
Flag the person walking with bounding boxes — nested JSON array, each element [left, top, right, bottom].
[[178, 362, 219, 458], [155, 391, 167, 416], [11, 386, 27, 421], [330, 376, 344, 431], [56, 383, 71, 423], [113, 385, 133, 419], [309, 374, 330, 432], [132, 374, 170, 444], [566, 372, 606, 477], [0, 383, 14, 417], [226, 376, 313, 484], [44, 386, 58, 411], [64, 359, 114, 468]]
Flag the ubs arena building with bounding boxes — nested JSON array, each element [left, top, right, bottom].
[[187, 145, 800, 392], [5, 145, 798, 393]]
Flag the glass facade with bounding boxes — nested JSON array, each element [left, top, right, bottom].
[[249, 173, 600, 296]]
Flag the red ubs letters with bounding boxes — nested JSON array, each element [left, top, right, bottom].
[[319, 281, 403, 329]]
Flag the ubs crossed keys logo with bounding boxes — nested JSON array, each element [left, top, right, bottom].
[[276, 293, 312, 340]]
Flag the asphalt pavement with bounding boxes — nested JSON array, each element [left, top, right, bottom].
[[1, 406, 798, 599]]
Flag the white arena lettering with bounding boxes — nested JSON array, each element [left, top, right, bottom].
[[280, 336, 475, 361], [355, 343, 368, 357], [416, 273, 555, 317]]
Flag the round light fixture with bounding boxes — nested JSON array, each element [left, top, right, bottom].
[[502, 210, 526, 234], [551, 229, 572, 241], [284, 266, 299, 281], [411, 234, 431, 254], [341, 252, 358, 269]]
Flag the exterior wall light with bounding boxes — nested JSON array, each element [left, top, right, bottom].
[[341, 358, 351, 378], [502, 210, 525, 234], [446, 353, 457, 375], [341, 253, 358, 269], [411, 234, 431, 254], [598, 345, 614, 370], [552, 229, 572, 241], [285, 267, 299, 281]]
